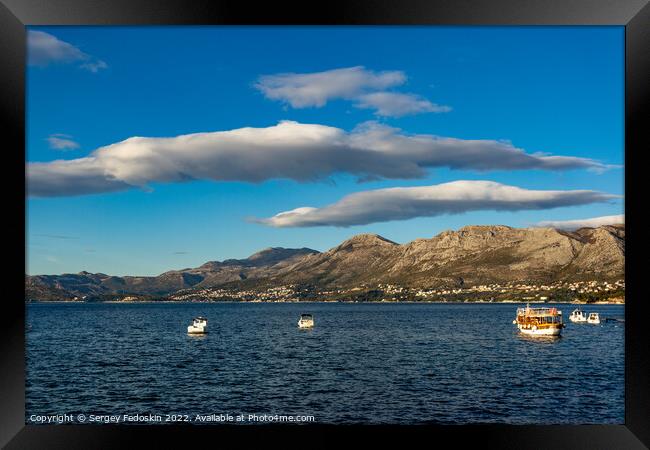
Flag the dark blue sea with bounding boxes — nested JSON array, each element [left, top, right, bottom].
[[26, 302, 624, 425]]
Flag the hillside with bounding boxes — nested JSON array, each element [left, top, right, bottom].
[[26, 224, 624, 300]]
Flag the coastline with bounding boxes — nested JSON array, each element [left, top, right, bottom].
[[26, 299, 625, 305]]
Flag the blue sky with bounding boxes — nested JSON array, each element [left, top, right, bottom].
[[26, 26, 624, 276]]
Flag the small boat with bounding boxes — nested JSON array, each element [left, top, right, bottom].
[[569, 308, 588, 323], [513, 304, 564, 336], [587, 312, 601, 325], [298, 314, 314, 328], [187, 317, 208, 334]]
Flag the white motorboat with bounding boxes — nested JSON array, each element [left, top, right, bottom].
[[587, 312, 601, 325], [187, 316, 208, 334], [298, 314, 314, 328], [569, 308, 588, 323]]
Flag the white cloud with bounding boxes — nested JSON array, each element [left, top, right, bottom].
[[27, 30, 107, 72], [27, 121, 612, 197], [536, 214, 624, 230], [28, 157, 131, 197], [255, 66, 405, 107], [354, 92, 451, 117], [46, 134, 80, 151], [256, 181, 619, 228], [255, 66, 450, 117], [80, 60, 108, 73]]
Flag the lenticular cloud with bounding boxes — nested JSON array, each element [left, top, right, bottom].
[[536, 214, 624, 230], [256, 180, 619, 227], [28, 121, 611, 197]]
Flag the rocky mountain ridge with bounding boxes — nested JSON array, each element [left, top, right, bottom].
[[26, 224, 624, 300]]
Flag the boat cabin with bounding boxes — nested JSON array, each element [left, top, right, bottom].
[[515, 307, 563, 325], [188, 316, 208, 334], [570, 308, 587, 319], [298, 313, 315, 328], [587, 312, 601, 324]]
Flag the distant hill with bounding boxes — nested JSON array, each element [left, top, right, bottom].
[[26, 224, 624, 300]]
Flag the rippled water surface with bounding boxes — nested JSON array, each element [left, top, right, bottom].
[[26, 302, 624, 424]]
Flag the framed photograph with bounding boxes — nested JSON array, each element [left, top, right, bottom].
[[1, 0, 648, 448]]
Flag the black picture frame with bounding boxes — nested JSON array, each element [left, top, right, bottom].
[[1, 1, 648, 448]]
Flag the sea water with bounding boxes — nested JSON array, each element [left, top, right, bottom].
[[25, 302, 624, 424]]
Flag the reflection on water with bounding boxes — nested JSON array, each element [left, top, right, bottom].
[[187, 334, 207, 340], [26, 302, 624, 424], [516, 335, 562, 343]]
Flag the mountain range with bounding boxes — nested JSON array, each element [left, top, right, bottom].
[[25, 224, 625, 301]]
